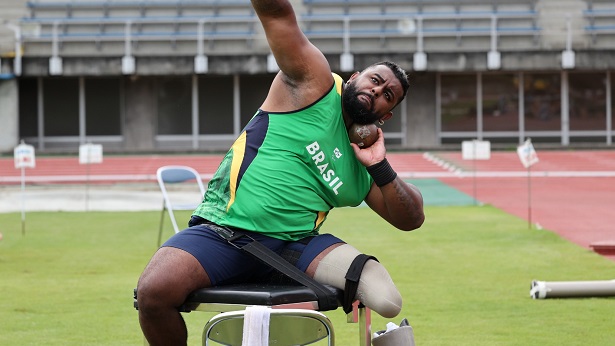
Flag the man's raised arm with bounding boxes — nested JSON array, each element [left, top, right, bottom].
[[250, 0, 330, 84]]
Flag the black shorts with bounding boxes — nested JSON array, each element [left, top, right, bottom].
[[161, 217, 344, 286]]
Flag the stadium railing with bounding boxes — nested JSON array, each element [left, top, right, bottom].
[[583, 0, 615, 47], [26, 0, 254, 18]]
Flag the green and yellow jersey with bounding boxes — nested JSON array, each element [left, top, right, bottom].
[[193, 74, 373, 241]]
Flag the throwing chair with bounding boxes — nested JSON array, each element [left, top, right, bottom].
[[134, 284, 372, 345]]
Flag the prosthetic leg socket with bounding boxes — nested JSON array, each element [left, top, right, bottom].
[[372, 318, 415, 346]]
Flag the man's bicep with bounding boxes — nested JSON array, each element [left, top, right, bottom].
[[264, 22, 328, 80]]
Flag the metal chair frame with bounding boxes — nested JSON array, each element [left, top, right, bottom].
[[156, 165, 206, 245], [179, 284, 372, 346]]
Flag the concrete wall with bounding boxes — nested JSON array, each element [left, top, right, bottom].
[[123, 76, 156, 151], [17, 50, 615, 78], [0, 78, 19, 152], [416, 51, 615, 72], [406, 73, 438, 149], [19, 56, 271, 77]]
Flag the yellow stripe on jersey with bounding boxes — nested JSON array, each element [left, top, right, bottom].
[[333, 73, 344, 96], [227, 131, 247, 211], [314, 210, 328, 230]]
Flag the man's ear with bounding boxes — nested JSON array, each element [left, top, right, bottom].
[[381, 112, 393, 122], [349, 71, 360, 81], [377, 112, 393, 125]]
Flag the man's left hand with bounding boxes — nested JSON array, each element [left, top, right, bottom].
[[350, 128, 387, 167]]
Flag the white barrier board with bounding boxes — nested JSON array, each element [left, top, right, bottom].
[[462, 140, 491, 160], [79, 143, 103, 164]]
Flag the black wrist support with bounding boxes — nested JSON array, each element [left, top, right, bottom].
[[366, 158, 397, 187]]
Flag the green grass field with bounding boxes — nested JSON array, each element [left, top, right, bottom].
[[0, 206, 614, 345]]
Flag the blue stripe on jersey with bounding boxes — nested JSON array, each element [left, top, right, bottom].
[[237, 111, 269, 190]]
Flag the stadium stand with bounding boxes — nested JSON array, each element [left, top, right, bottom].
[[18, 0, 540, 56], [21, 0, 258, 56]]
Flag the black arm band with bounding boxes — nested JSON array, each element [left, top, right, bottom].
[[366, 158, 397, 187]]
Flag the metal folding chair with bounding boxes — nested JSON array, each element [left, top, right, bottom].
[[156, 165, 206, 246], [192, 285, 371, 346]]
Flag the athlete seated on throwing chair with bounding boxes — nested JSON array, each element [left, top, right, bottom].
[[136, 0, 425, 345]]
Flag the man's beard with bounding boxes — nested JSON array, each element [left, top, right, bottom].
[[342, 81, 380, 125]]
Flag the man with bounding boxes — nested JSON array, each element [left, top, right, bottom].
[[137, 0, 425, 344]]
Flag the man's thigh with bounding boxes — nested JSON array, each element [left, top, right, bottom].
[[162, 225, 288, 286], [285, 233, 345, 272]]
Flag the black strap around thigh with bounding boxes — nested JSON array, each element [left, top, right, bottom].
[[206, 222, 340, 311], [343, 254, 378, 314]]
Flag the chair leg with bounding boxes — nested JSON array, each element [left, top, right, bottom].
[[359, 306, 372, 346], [347, 302, 372, 346]]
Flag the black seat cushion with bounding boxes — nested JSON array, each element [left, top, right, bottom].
[[179, 284, 343, 312]]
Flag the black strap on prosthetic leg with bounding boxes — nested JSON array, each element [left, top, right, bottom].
[[208, 223, 339, 311], [343, 254, 378, 314]]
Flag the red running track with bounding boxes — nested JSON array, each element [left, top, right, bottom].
[[0, 152, 447, 184], [1, 150, 614, 260], [434, 150, 615, 261]]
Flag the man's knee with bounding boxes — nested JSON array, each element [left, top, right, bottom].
[[137, 270, 174, 315], [137, 247, 208, 314]]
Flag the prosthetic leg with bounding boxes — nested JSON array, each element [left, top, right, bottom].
[[315, 244, 416, 346]]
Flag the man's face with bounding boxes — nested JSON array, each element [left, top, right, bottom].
[[342, 65, 404, 125], [342, 81, 380, 125]]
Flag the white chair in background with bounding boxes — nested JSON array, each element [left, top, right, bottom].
[[156, 165, 206, 246]]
